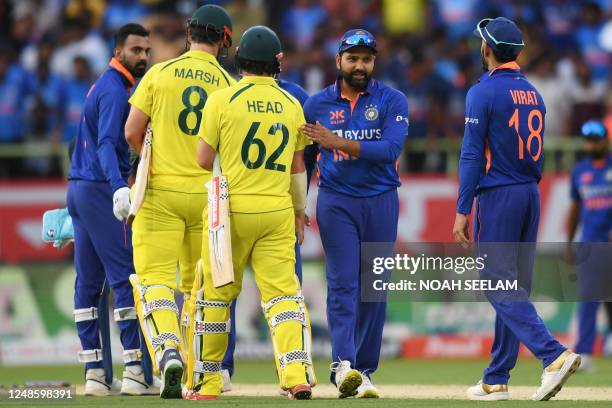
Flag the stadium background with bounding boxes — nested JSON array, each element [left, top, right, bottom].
[[1, 0, 611, 372]]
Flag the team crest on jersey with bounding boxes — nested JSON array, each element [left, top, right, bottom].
[[606, 169, 612, 182], [581, 172, 593, 185], [364, 105, 379, 121]]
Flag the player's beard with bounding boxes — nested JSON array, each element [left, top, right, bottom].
[[481, 49, 489, 72], [588, 146, 608, 160], [121, 51, 147, 78], [340, 67, 370, 91]]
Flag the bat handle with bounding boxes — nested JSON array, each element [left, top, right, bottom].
[[213, 154, 222, 177]]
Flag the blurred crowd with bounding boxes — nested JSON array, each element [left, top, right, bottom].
[[1, 0, 611, 177]]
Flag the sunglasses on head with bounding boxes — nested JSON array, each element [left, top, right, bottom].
[[582, 122, 607, 139], [342, 33, 376, 49], [476, 18, 524, 47]]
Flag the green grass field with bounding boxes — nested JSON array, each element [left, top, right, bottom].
[[1, 358, 611, 407]]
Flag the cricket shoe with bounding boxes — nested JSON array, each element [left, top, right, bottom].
[[576, 354, 594, 373], [84, 368, 121, 396], [288, 384, 312, 400], [120, 364, 161, 395], [159, 348, 184, 399], [532, 350, 581, 401], [466, 380, 510, 401], [221, 369, 232, 393], [330, 360, 362, 398], [356, 373, 379, 398]]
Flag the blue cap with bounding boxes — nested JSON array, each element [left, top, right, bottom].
[[581, 120, 608, 139], [474, 17, 524, 57], [338, 29, 377, 54]]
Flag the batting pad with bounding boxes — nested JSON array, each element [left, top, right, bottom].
[[263, 280, 317, 390], [186, 260, 231, 394], [130, 274, 180, 375]]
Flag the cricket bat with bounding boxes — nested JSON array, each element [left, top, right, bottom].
[[207, 154, 234, 287], [127, 126, 152, 226]]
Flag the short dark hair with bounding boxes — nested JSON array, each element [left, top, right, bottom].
[[235, 56, 279, 76], [114, 23, 149, 48], [492, 44, 519, 63]]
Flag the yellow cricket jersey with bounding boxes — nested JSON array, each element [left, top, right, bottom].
[[199, 76, 311, 213], [129, 50, 236, 193]]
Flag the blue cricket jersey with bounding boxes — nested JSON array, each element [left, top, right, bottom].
[[68, 59, 135, 193], [278, 79, 308, 106], [303, 78, 409, 197], [570, 154, 612, 242], [457, 62, 545, 214], [62, 78, 91, 142], [277, 78, 318, 185], [0, 64, 33, 142]]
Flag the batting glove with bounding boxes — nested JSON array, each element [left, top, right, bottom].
[[113, 186, 131, 222]]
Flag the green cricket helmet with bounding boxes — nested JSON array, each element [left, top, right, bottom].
[[188, 4, 233, 48], [235, 25, 282, 64]]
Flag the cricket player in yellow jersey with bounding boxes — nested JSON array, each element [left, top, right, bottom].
[[188, 26, 316, 400], [123, 4, 234, 399]]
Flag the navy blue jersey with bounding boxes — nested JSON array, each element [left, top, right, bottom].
[[278, 79, 308, 106], [571, 154, 612, 242], [0, 65, 33, 141], [457, 62, 545, 214], [68, 59, 135, 192], [303, 78, 408, 197], [277, 79, 318, 185]]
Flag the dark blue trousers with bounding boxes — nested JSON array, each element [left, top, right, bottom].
[[222, 242, 303, 375], [476, 183, 566, 385], [575, 302, 599, 354], [574, 243, 612, 354], [317, 187, 398, 381], [67, 180, 139, 369]]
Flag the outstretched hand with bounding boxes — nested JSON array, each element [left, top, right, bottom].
[[302, 121, 342, 150]]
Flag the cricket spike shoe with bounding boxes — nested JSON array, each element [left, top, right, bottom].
[[221, 369, 232, 392], [159, 348, 184, 399], [120, 364, 161, 395], [330, 360, 362, 398], [576, 354, 594, 373], [288, 384, 312, 400], [532, 350, 581, 401], [356, 373, 379, 398], [466, 380, 510, 401], [84, 368, 122, 396]]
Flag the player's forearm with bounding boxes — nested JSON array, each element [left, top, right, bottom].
[[336, 138, 361, 158], [197, 139, 215, 171], [566, 201, 581, 242], [290, 171, 307, 214], [304, 144, 318, 187], [456, 158, 483, 214], [290, 150, 307, 213], [97, 141, 128, 192], [125, 128, 143, 152], [125, 106, 148, 152], [359, 139, 402, 163]]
